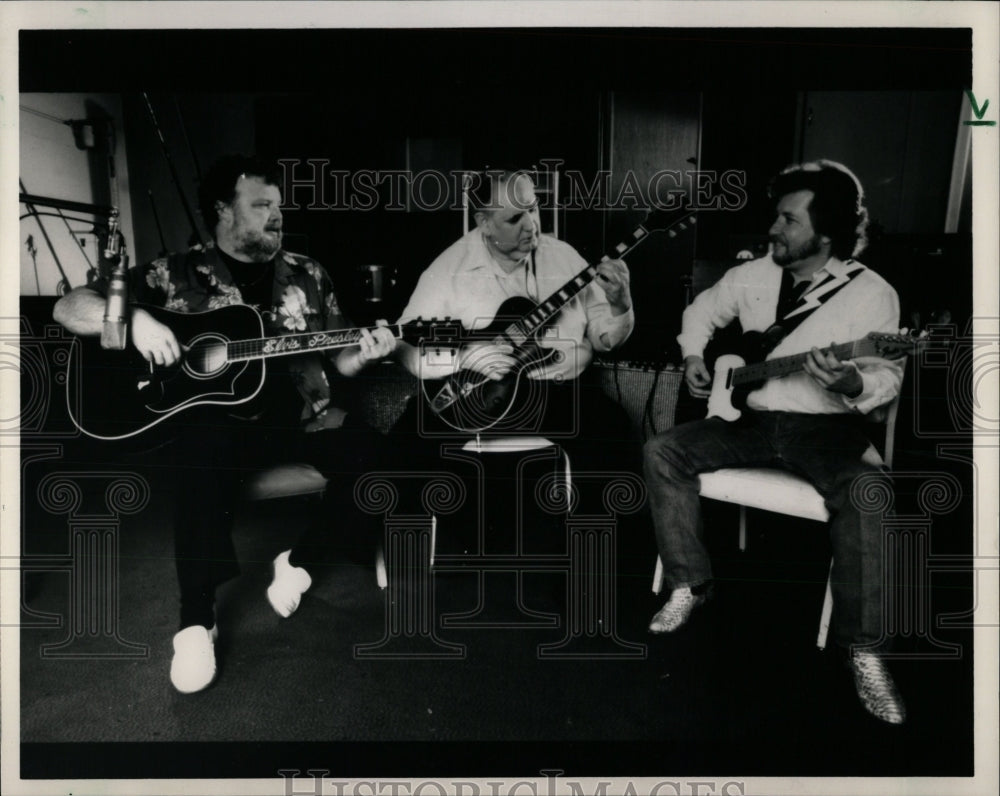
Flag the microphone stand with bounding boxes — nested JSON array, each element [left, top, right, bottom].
[[142, 91, 203, 246], [101, 208, 130, 350]]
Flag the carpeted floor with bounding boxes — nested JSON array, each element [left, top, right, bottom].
[[18, 446, 975, 780]]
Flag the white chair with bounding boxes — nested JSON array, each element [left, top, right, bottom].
[[423, 434, 572, 630], [651, 391, 902, 650], [430, 434, 571, 567]]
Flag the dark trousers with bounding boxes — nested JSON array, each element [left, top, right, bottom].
[[168, 408, 387, 629], [642, 410, 890, 648]]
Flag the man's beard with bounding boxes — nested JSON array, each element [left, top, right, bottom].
[[771, 232, 822, 266], [234, 227, 282, 262]]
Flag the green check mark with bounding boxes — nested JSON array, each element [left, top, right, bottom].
[[965, 90, 996, 126]]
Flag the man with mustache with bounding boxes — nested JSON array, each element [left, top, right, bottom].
[[643, 160, 908, 724], [53, 155, 396, 693]]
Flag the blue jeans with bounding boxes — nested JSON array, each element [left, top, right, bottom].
[[642, 410, 890, 647]]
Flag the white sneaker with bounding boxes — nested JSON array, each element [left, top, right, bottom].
[[267, 549, 312, 618], [648, 586, 705, 634], [170, 624, 219, 694]]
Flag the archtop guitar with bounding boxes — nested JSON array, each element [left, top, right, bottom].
[[425, 209, 697, 433]]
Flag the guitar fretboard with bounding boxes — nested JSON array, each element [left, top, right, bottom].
[[227, 324, 403, 362], [507, 264, 600, 343], [503, 216, 692, 344], [730, 338, 877, 386]]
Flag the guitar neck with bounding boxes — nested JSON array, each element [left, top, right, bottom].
[[510, 220, 659, 341], [731, 338, 873, 386], [227, 324, 402, 362]]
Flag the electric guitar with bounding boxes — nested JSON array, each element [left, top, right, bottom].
[[706, 331, 929, 421], [66, 303, 459, 440], [424, 209, 697, 433]]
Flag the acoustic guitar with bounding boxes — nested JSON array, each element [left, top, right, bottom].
[[67, 303, 458, 440]]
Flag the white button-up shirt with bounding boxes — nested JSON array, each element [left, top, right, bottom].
[[399, 229, 634, 380], [678, 255, 903, 415]]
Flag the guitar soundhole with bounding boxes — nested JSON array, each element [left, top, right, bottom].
[[183, 335, 229, 379]]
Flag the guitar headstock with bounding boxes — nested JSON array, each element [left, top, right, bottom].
[[865, 330, 938, 359], [601, 208, 697, 263], [401, 317, 464, 344], [640, 208, 697, 237]]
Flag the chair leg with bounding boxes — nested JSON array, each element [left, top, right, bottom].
[[817, 560, 834, 650], [738, 505, 747, 552], [375, 544, 387, 590], [562, 450, 572, 511], [652, 556, 664, 594], [429, 514, 437, 568]]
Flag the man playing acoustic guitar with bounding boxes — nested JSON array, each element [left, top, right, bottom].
[[53, 155, 397, 693], [643, 160, 908, 724]]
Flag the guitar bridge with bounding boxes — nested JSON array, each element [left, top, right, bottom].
[[430, 382, 460, 413]]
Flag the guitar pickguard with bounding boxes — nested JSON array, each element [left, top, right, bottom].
[[424, 297, 561, 433]]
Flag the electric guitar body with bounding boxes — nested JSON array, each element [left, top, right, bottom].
[[704, 328, 784, 420], [705, 331, 929, 422], [423, 208, 699, 434], [423, 296, 560, 434]]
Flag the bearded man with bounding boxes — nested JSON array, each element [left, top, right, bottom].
[[54, 155, 396, 693], [642, 160, 908, 724]]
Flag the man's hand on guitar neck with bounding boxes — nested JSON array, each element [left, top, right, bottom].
[[683, 356, 712, 399], [132, 308, 183, 367], [336, 322, 397, 377], [803, 344, 863, 398], [594, 259, 632, 315]]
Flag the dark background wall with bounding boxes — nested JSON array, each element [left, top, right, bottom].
[[19, 28, 973, 361]]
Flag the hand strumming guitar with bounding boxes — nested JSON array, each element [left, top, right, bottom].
[[684, 355, 713, 399], [132, 307, 183, 367], [594, 259, 632, 315]]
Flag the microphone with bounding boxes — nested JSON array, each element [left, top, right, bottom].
[[101, 209, 129, 350]]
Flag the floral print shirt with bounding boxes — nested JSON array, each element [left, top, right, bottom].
[[125, 242, 348, 420]]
